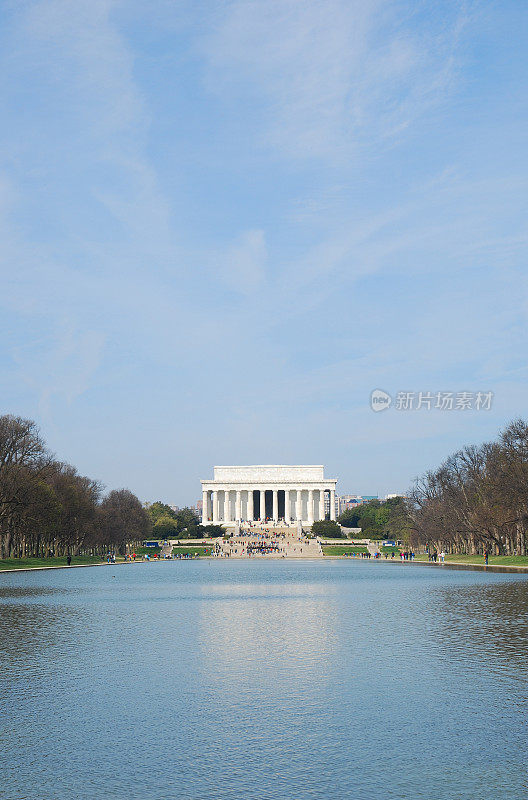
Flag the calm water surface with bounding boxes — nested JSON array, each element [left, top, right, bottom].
[[1, 560, 527, 799]]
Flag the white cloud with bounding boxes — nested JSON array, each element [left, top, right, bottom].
[[202, 0, 468, 160]]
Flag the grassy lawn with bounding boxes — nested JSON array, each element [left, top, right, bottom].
[[414, 553, 528, 567], [322, 545, 368, 556], [172, 546, 212, 557], [0, 555, 107, 571]]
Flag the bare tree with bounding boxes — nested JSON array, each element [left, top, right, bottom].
[[98, 489, 151, 554], [0, 414, 147, 561], [409, 420, 528, 556]]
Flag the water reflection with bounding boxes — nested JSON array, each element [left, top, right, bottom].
[[0, 585, 61, 599], [0, 599, 83, 670], [199, 581, 338, 689], [433, 579, 528, 679], [422, 561, 528, 575]]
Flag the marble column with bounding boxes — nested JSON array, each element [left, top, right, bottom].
[[202, 490, 208, 524], [235, 490, 241, 521], [330, 489, 336, 520], [284, 489, 289, 522], [319, 489, 325, 521], [296, 489, 302, 520], [224, 490, 230, 523], [272, 490, 278, 521], [213, 490, 219, 524], [308, 489, 314, 524], [247, 489, 254, 521], [260, 489, 266, 521]]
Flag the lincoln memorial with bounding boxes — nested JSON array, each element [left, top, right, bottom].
[[201, 465, 337, 525]]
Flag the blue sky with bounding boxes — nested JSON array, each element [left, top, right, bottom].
[[1, 0, 527, 504]]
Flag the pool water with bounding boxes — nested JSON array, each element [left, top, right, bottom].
[[1, 559, 527, 799]]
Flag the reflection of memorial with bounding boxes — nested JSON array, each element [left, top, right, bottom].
[[199, 581, 337, 686], [201, 465, 338, 525]]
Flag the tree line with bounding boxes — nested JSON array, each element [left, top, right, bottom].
[[146, 501, 224, 539], [310, 497, 410, 539], [338, 496, 411, 540], [409, 419, 528, 555], [0, 414, 150, 559]]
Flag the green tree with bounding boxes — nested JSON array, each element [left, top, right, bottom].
[[153, 515, 181, 538], [384, 496, 413, 543], [200, 524, 225, 538], [347, 500, 388, 539], [338, 508, 362, 528], [147, 501, 177, 525], [174, 507, 200, 538], [311, 520, 343, 538]]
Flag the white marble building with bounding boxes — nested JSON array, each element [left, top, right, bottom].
[[201, 465, 337, 525]]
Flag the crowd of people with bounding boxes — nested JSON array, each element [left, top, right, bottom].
[[342, 550, 416, 560], [247, 542, 284, 555], [212, 528, 314, 558], [427, 550, 446, 563], [396, 550, 416, 561]]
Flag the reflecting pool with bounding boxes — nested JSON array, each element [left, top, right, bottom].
[[1, 560, 527, 799]]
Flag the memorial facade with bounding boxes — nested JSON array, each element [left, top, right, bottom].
[[201, 465, 337, 525]]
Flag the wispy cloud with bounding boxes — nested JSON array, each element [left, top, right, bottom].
[[202, 0, 468, 160], [0, 0, 179, 409]]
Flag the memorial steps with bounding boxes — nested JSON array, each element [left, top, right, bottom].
[[214, 528, 323, 559]]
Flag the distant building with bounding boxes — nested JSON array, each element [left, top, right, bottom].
[[336, 494, 379, 515], [325, 492, 339, 518], [337, 495, 359, 514], [169, 503, 203, 515]]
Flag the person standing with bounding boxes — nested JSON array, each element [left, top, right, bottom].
[[484, 549, 489, 565]]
